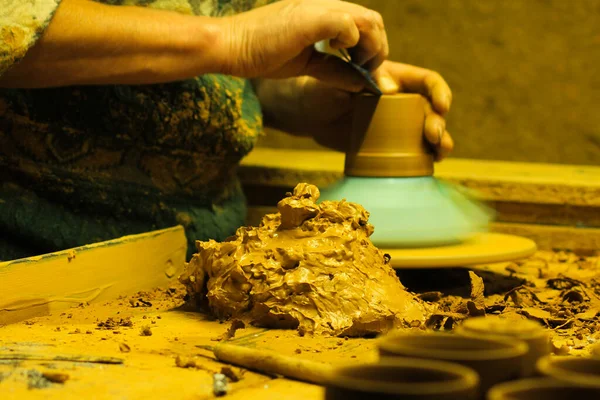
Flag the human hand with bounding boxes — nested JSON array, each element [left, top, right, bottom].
[[257, 61, 454, 161], [216, 0, 388, 87], [374, 61, 454, 161]]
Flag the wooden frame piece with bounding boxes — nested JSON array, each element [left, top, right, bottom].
[[0, 226, 187, 325]]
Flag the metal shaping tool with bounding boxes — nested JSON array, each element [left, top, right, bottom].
[[314, 41, 382, 95]]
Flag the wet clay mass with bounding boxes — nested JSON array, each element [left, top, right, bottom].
[[181, 183, 428, 336]]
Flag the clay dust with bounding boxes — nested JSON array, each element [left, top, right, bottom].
[[0, 284, 362, 399], [409, 250, 600, 355]]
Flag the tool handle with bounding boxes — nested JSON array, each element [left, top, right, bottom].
[[213, 344, 333, 385]]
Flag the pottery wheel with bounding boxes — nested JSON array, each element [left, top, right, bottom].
[[382, 232, 537, 269]]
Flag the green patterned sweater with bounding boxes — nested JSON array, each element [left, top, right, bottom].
[[0, 0, 272, 260]]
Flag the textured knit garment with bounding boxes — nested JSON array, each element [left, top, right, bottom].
[[0, 0, 273, 260]]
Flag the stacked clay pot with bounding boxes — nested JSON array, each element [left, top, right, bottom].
[[324, 358, 479, 400], [324, 326, 600, 399], [455, 316, 550, 377], [487, 378, 600, 399], [536, 355, 600, 389], [376, 332, 527, 396]]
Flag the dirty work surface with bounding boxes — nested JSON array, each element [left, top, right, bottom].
[[0, 286, 374, 399], [1, 250, 599, 399], [403, 249, 600, 355]]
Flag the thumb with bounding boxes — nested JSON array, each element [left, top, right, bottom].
[[373, 67, 399, 94], [303, 51, 367, 93]]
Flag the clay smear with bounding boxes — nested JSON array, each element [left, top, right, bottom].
[[181, 183, 428, 336]]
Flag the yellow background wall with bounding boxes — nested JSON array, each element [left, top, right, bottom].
[[258, 0, 600, 166]]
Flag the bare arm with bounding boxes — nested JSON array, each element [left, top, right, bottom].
[[0, 0, 223, 88], [1, 0, 390, 90]]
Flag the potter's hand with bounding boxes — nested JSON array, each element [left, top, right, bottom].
[[217, 0, 388, 84], [374, 61, 454, 161], [255, 61, 454, 161]]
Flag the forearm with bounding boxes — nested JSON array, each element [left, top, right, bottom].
[[0, 0, 224, 88]]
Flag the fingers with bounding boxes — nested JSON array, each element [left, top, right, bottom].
[[349, 10, 388, 70], [436, 130, 454, 161], [424, 71, 452, 115], [424, 101, 454, 161], [303, 51, 366, 93], [424, 101, 445, 146], [383, 61, 452, 115], [364, 22, 389, 71], [372, 61, 454, 160], [326, 12, 361, 50], [373, 67, 398, 94], [299, 1, 388, 70]]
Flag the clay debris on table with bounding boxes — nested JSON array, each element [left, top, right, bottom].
[[410, 250, 600, 355], [181, 183, 429, 336]]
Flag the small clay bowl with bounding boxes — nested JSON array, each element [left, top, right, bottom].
[[378, 332, 528, 394], [325, 358, 479, 400], [487, 378, 600, 400], [456, 316, 550, 377], [536, 355, 600, 388]]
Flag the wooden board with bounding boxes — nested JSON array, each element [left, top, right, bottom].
[[240, 149, 600, 206], [491, 202, 600, 227], [0, 226, 187, 325], [240, 149, 600, 244], [491, 222, 600, 253]]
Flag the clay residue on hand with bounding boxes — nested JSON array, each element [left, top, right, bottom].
[[181, 183, 428, 336]]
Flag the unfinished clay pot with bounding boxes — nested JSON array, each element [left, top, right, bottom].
[[345, 93, 433, 178], [377, 332, 528, 395], [536, 355, 600, 388], [456, 316, 550, 377], [325, 358, 479, 400], [487, 378, 600, 400]]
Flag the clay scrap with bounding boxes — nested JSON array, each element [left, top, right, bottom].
[[413, 250, 600, 355], [181, 183, 428, 336]]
